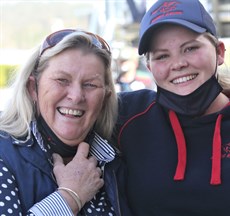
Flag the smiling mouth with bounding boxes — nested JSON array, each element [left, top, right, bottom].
[[58, 107, 84, 117], [172, 74, 198, 84]]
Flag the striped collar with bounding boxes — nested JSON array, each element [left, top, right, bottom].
[[31, 120, 115, 163]]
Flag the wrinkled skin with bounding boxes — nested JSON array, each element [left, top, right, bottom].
[[28, 48, 107, 213], [53, 142, 103, 213]]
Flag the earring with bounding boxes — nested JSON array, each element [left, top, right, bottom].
[[33, 100, 38, 119]]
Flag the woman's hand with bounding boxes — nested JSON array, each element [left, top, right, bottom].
[[52, 142, 104, 212]]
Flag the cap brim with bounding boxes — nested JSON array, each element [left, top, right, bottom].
[[138, 19, 207, 55]]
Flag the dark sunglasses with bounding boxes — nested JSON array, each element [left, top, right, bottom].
[[39, 29, 111, 56]]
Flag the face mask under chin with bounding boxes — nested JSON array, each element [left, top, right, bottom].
[[156, 75, 223, 116]]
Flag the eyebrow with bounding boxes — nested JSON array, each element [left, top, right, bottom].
[[53, 70, 69, 75], [152, 39, 198, 53], [53, 70, 102, 77], [85, 75, 104, 82], [180, 39, 198, 48]]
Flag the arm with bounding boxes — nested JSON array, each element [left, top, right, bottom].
[[0, 142, 103, 215], [0, 158, 73, 216], [31, 142, 104, 215], [52, 142, 104, 215]]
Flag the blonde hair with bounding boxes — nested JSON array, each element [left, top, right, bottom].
[[203, 32, 230, 91], [0, 31, 117, 140]]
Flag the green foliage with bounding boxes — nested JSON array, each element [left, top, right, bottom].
[[0, 65, 18, 87]]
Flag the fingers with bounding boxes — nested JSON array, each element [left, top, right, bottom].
[[73, 142, 90, 160], [88, 155, 98, 166], [53, 153, 64, 166], [52, 145, 104, 207], [72, 142, 98, 166], [96, 167, 103, 177], [53, 153, 65, 175]]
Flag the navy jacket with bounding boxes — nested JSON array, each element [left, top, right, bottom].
[[0, 131, 132, 216]]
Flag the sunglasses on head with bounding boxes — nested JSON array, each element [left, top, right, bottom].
[[39, 29, 111, 56]]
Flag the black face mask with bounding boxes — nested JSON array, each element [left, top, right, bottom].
[[37, 115, 78, 157], [156, 75, 223, 116]]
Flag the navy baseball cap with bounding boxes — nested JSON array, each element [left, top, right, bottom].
[[138, 0, 217, 55]]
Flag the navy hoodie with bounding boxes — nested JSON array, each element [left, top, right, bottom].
[[116, 89, 230, 216]]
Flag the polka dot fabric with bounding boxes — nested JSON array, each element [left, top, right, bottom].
[[82, 189, 115, 215], [0, 158, 23, 215], [0, 158, 62, 216]]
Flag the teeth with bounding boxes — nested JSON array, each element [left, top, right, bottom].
[[58, 107, 83, 116], [172, 74, 197, 84]]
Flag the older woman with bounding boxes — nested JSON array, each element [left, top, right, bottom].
[[0, 29, 129, 215]]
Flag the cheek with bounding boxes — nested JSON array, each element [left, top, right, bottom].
[[39, 85, 51, 103], [88, 92, 105, 113], [150, 63, 168, 84], [192, 56, 216, 78], [38, 78, 62, 101], [192, 48, 217, 71], [37, 93, 50, 117], [37, 85, 58, 116]]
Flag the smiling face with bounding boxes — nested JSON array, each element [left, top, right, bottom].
[[30, 48, 106, 146], [147, 24, 224, 96]]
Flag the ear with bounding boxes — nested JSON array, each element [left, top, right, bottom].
[[106, 90, 112, 98], [216, 41, 225, 66], [27, 76, 38, 101]]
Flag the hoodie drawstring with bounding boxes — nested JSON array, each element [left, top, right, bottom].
[[169, 110, 187, 181], [210, 114, 222, 185], [169, 110, 223, 185]]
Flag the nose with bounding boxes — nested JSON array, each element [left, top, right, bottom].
[[67, 85, 85, 103], [170, 55, 189, 71]]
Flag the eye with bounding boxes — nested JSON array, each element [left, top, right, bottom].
[[156, 54, 169, 60], [83, 82, 98, 89], [151, 53, 169, 61], [56, 78, 70, 86], [184, 46, 199, 53]]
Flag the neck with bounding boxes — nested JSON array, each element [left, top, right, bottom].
[[37, 115, 78, 157], [204, 92, 229, 115]]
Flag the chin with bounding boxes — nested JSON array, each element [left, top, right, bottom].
[[175, 87, 196, 96]]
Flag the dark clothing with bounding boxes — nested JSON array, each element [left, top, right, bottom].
[[0, 129, 131, 216], [116, 89, 230, 216]]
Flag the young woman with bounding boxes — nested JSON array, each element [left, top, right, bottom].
[[116, 0, 230, 215]]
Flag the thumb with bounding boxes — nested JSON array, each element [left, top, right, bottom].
[[52, 153, 64, 168], [73, 142, 90, 161]]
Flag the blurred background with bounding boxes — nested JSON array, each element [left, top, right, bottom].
[[0, 0, 230, 110]]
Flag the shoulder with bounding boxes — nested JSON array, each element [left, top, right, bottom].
[[118, 89, 157, 117], [118, 89, 156, 104], [0, 131, 13, 149], [0, 131, 34, 160]]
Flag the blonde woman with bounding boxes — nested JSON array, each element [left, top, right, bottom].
[[0, 29, 130, 215]]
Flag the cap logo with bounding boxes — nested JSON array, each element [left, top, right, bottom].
[[151, 1, 182, 23]]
